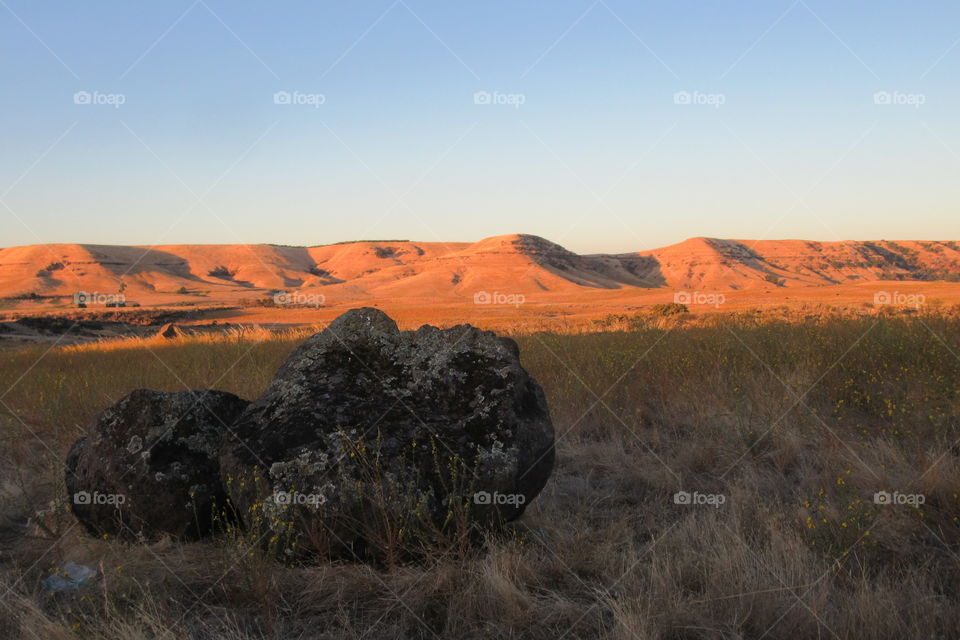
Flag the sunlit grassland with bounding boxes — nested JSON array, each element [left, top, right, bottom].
[[1, 315, 959, 639]]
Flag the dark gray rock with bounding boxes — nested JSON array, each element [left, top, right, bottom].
[[220, 307, 555, 560], [65, 389, 248, 540]]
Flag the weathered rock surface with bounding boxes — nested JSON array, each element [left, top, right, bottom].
[[156, 323, 186, 339], [66, 389, 249, 540], [220, 307, 555, 558]]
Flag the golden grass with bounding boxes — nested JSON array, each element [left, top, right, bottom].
[[58, 324, 322, 353], [1, 314, 959, 638]]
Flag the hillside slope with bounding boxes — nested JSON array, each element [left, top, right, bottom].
[[635, 238, 960, 290], [1, 235, 958, 304]]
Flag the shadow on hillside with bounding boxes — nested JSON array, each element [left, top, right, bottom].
[[532, 251, 667, 289]]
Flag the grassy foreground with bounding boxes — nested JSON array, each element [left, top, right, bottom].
[[1, 316, 959, 639]]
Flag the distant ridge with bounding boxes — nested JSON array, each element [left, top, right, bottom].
[[1, 234, 958, 302]]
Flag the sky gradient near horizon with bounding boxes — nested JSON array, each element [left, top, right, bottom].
[[1, 0, 959, 254]]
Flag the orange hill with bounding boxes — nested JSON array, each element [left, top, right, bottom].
[[1, 235, 959, 306]]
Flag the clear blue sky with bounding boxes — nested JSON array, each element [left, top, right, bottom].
[[1, 0, 958, 253]]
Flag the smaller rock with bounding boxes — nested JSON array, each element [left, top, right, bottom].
[[65, 389, 248, 540], [156, 323, 186, 339]]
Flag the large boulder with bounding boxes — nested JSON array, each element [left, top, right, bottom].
[[66, 389, 249, 540], [220, 307, 555, 560]]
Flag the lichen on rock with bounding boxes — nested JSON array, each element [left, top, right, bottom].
[[220, 307, 555, 561], [65, 389, 249, 540]]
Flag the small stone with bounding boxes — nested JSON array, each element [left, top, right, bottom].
[[156, 323, 185, 339]]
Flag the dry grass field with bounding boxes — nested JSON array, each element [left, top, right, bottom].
[[1, 312, 959, 639]]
